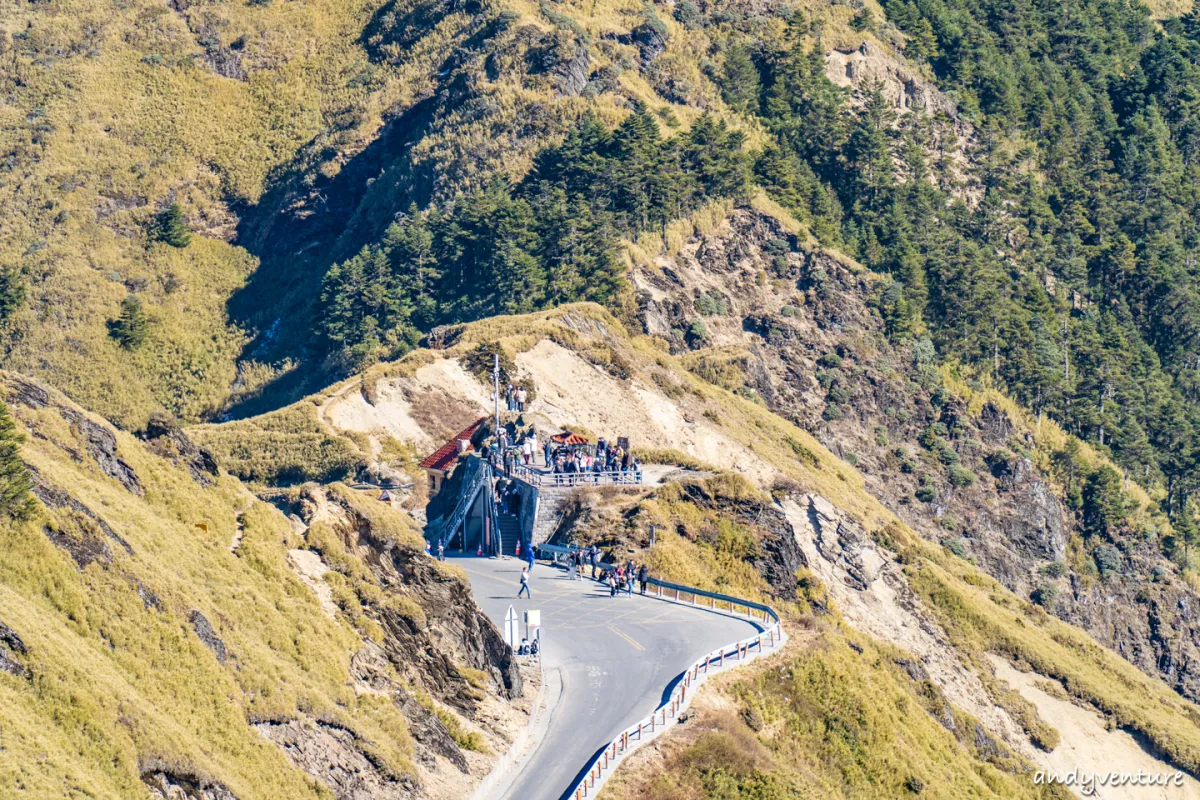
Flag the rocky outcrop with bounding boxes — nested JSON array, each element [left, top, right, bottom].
[[807, 495, 886, 591], [307, 488, 522, 706], [63, 410, 143, 496], [255, 719, 416, 800], [142, 769, 238, 800], [29, 465, 134, 566], [0, 621, 28, 678], [189, 611, 229, 665], [556, 45, 590, 96], [143, 412, 220, 487]]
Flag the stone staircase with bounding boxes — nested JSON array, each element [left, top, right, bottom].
[[498, 512, 523, 557]]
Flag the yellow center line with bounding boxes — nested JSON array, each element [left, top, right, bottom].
[[607, 625, 646, 651]]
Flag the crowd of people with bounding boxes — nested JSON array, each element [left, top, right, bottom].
[[557, 545, 650, 597]]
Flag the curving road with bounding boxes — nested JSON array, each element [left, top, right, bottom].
[[451, 555, 762, 800]]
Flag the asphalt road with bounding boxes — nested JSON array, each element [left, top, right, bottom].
[[450, 554, 762, 800]]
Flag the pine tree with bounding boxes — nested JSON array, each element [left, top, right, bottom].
[[111, 295, 149, 350], [0, 401, 34, 521], [720, 43, 761, 114], [155, 203, 192, 248]]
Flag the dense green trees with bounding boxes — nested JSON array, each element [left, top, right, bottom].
[[320, 110, 749, 368], [734, 6, 1200, 539]]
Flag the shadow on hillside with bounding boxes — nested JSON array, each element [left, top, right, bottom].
[[220, 96, 439, 419], [220, 9, 505, 421]]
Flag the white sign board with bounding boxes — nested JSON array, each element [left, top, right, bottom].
[[504, 605, 519, 650], [524, 609, 541, 627]]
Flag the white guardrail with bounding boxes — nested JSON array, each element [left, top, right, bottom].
[[544, 548, 785, 800]]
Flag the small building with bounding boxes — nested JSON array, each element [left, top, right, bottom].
[[419, 417, 487, 497]]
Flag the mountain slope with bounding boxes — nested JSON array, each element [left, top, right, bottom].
[[230, 302, 1200, 792], [0, 373, 522, 799]]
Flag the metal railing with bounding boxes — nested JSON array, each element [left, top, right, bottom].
[[507, 463, 643, 488], [544, 555, 784, 800], [444, 458, 491, 551]]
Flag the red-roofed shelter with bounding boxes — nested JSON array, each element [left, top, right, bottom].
[[420, 417, 487, 496]]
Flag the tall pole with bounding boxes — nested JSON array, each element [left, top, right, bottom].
[[493, 353, 501, 457]]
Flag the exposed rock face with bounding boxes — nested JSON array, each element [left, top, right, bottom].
[[308, 488, 522, 706], [807, 495, 886, 591], [29, 465, 134, 566], [255, 719, 416, 800], [672, 479, 806, 600], [632, 19, 667, 62], [0, 621, 28, 678], [63, 410, 144, 496], [556, 45, 590, 96], [826, 41, 958, 118], [144, 413, 220, 486], [142, 769, 239, 800], [189, 610, 229, 665]]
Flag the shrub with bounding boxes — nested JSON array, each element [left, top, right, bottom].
[[1039, 561, 1067, 579], [947, 465, 976, 488], [941, 538, 966, 558], [817, 352, 843, 369], [1031, 583, 1057, 607], [1093, 544, 1123, 578], [915, 478, 936, 503], [0, 401, 35, 520], [695, 292, 727, 316], [155, 202, 191, 248], [674, 0, 701, 28]]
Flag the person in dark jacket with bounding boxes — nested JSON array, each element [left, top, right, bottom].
[[638, 564, 648, 594]]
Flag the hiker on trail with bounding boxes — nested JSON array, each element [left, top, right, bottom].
[[638, 564, 648, 594], [437, 539, 445, 562], [517, 386, 527, 412], [522, 436, 533, 466], [518, 567, 531, 598]]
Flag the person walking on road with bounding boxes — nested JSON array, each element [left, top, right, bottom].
[[638, 563, 648, 594], [589, 546, 598, 579], [518, 566, 531, 598], [607, 571, 617, 597], [525, 544, 535, 572], [522, 436, 533, 466], [625, 570, 634, 597]]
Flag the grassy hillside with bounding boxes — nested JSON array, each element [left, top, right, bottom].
[[0, 372, 515, 798]]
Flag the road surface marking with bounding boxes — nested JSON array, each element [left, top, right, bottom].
[[607, 625, 646, 651]]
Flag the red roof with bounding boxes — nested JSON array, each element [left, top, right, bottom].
[[551, 431, 590, 445], [419, 417, 487, 472]]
